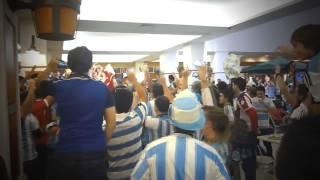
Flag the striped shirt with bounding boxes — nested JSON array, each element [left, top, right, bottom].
[[144, 114, 174, 141], [131, 133, 230, 180], [142, 100, 157, 147], [107, 102, 148, 180], [223, 104, 234, 123], [147, 100, 156, 117], [21, 114, 39, 162], [233, 92, 255, 128]]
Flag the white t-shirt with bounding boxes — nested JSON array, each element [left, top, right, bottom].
[[22, 114, 39, 161], [223, 104, 234, 123]]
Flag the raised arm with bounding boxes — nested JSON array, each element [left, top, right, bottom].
[[21, 79, 36, 119], [25, 65, 37, 80], [276, 75, 298, 107], [104, 106, 116, 142], [128, 72, 147, 103], [143, 65, 152, 91], [199, 66, 214, 106], [180, 70, 190, 91], [158, 75, 174, 102], [36, 58, 58, 85]]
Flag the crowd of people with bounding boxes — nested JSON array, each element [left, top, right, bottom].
[[16, 24, 320, 180]]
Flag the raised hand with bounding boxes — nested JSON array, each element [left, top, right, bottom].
[[158, 75, 167, 86], [181, 69, 190, 79], [47, 57, 58, 72], [127, 72, 138, 84], [198, 65, 207, 82], [27, 79, 36, 91], [31, 65, 37, 72]]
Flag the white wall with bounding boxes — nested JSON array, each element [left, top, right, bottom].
[[205, 7, 320, 52], [19, 18, 47, 54], [18, 18, 48, 67], [159, 50, 177, 74], [204, 6, 320, 82], [211, 52, 229, 83]]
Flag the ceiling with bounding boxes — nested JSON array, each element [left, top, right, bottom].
[[80, 0, 299, 27], [55, 0, 317, 63]]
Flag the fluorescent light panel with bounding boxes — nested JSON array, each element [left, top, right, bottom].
[[80, 0, 298, 27], [61, 54, 149, 63], [63, 32, 200, 52]]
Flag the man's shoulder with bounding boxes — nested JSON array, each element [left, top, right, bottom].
[[144, 135, 175, 151], [193, 138, 217, 152], [134, 102, 148, 114]]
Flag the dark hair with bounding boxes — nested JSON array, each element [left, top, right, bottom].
[[296, 84, 309, 102], [35, 80, 50, 99], [291, 24, 320, 54], [155, 96, 170, 113], [19, 76, 25, 82], [220, 88, 233, 104], [256, 86, 266, 93], [67, 46, 93, 73], [275, 116, 320, 180], [151, 83, 164, 98], [192, 81, 201, 94], [168, 75, 175, 82], [217, 81, 228, 91], [174, 127, 194, 136], [232, 77, 247, 91], [248, 87, 257, 97], [204, 106, 230, 141], [114, 86, 133, 113]]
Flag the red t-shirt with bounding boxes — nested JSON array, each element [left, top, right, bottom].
[[32, 99, 51, 144], [104, 72, 115, 92], [234, 92, 258, 132]]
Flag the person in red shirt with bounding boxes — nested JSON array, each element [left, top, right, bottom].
[[104, 71, 115, 92], [32, 80, 54, 180]]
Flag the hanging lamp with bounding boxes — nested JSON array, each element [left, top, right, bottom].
[[8, 0, 82, 41], [33, 0, 81, 41]]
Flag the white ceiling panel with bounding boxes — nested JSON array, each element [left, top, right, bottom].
[[80, 0, 300, 27], [63, 31, 201, 52]]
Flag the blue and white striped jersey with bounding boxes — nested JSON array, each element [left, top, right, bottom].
[[131, 133, 230, 180], [211, 143, 230, 166], [107, 102, 147, 180], [141, 100, 157, 147], [147, 100, 156, 117], [144, 114, 174, 141]]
